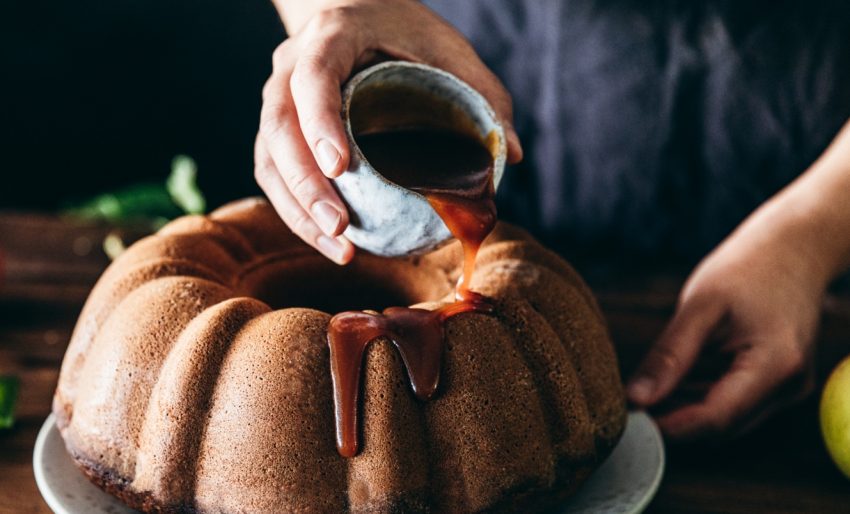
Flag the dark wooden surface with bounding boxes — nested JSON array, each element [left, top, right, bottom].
[[1, 213, 850, 513]]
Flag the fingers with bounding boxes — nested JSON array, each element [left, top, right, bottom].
[[258, 1, 525, 261], [504, 127, 524, 165], [628, 297, 727, 406], [655, 346, 790, 439], [451, 64, 522, 163], [443, 64, 523, 164], [255, 134, 355, 265], [289, 30, 359, 178], [728, 360, 816, 437], [469, 68, 523, 164], [415, 31, 523, 163], [260, 43, 351, 241], [260, 95, 350, 236]]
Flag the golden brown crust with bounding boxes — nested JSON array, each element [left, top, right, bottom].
[[70, 450, 191, 514], [66, 440, 615, 514], [53, 197, 626, 514]]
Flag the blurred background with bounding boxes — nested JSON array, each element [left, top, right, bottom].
[[4, 0, 850, 269], [1, 0, 283, 211], [3, 2, 850, 512]]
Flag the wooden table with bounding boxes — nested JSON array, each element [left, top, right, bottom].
[[2, 212, 849, 513]]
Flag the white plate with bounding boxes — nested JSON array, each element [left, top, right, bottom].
[[34, 411, 663, 514], [558, 411, 665, 514], [33, 414, 137, 514]]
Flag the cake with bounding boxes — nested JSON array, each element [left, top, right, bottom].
[[53, 197, 626, 513]]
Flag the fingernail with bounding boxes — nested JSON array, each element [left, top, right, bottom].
[[317, 235, 345, 264], [627, 377, 655, 404], [311, 201, 342, 236], [316, 139, 341, 177]]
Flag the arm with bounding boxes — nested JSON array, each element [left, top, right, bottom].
[[768, 120, 850, 281], [269, 0, 336, 34], [255, 0, 522, 263], [629, 118, 850, 439]]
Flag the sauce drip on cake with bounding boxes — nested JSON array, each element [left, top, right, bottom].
[[328, 128, 497, 457]]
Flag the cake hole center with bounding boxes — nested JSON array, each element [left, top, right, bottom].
[[238, 256, 451, 313]]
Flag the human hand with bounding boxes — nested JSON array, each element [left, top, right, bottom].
[[627, 204, 825, 440], [255, 0, 522, 264]]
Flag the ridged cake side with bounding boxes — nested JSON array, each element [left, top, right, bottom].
[[53, 198, 626, 514]]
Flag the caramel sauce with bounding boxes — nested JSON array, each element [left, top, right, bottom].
[[328, 128, 497, 457]]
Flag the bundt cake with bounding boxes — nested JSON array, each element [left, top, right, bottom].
[[53, 197, 626, 513]]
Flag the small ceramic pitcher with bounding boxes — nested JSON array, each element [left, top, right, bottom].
[[335, 61, 507, 257]]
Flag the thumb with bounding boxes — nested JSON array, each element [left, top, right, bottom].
[[424, 49, 523, 163], [468, 72, 522, 164], [502, 121, 523, 165], [628, 296, 726, 406]]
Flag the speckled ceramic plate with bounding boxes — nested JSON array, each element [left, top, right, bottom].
[[33, 414, 135, 514], [34, 411, 663, 514], [557, 411, 665, 514]]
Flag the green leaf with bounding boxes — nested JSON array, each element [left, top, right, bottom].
[[64, 185, 180, 223], [62, 154, 206, 224], [166, 155, 206, 215], [0, 376, 20, 429]]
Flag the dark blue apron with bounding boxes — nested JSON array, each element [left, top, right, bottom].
[[424, 0, 850, 263]]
